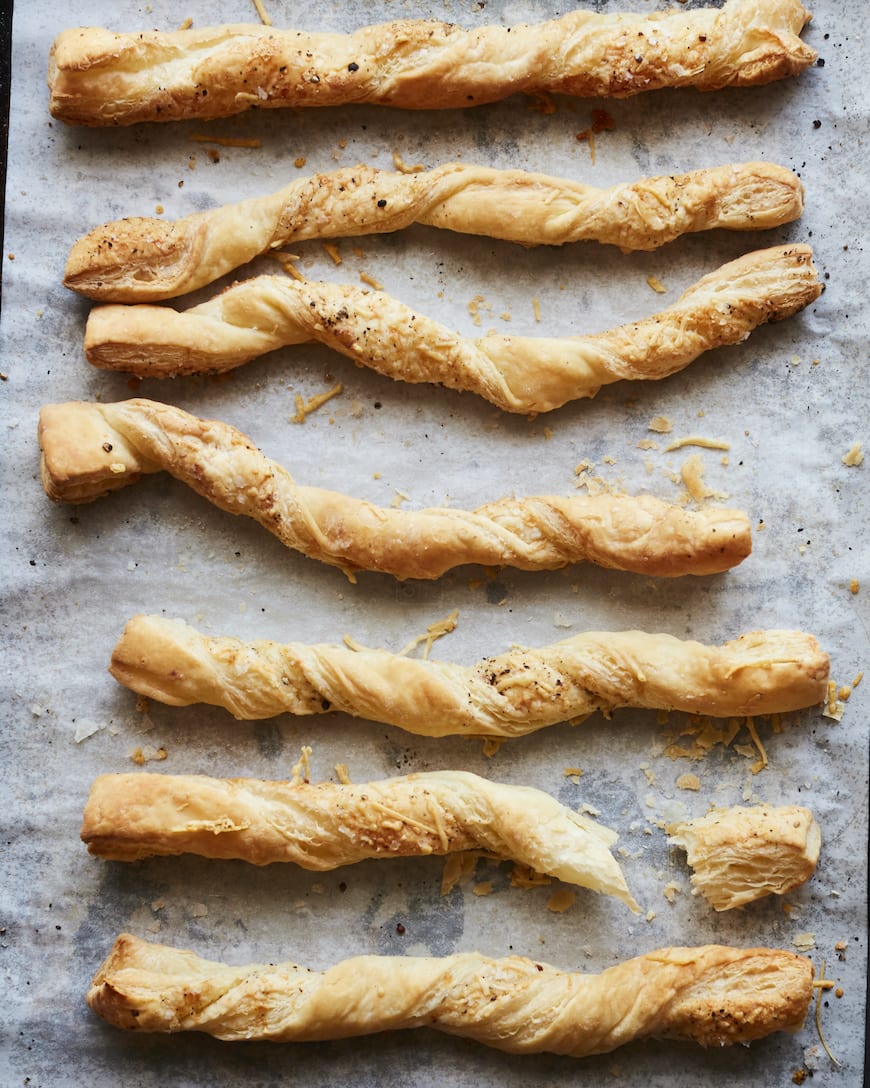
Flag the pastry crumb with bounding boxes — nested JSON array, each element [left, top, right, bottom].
[[849, 579, 859, 594], [663, 881, 680, 903], [842, 442, 864, 466], [129, 745, 167, 764], [792, 931, 816, 952], [675, 773, 701, 791], [648, 415, 672, 434]]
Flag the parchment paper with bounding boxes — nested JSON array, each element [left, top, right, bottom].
[[1, 1, 867, 1084]]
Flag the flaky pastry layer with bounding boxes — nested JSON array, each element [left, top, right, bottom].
[[81, 769, 638, 909], [88, 933, 813, 1053], [49, 0, 816, 126], [65, 161, 805, 301], [668, 804, 821, 910], [84, 245, 821, 415], [110, 615, 829, 735], [38, 399, 752, 580]]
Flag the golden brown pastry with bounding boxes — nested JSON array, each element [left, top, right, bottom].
[[38, 399, 753, 580], [81, 770, 638, 909], [110, 615, 830, 735], [49, 0, 816, 126], [65, 161, 805, 302], [668, 805, 821, 910], [83, 245, 822, 415], [88, 933, 814, 1052]]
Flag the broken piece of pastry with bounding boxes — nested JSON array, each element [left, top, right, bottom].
[[109, 615, 829, 736], [667, 805, 821, 910], [83, 245, 822, 415], [65, 162, 805, 302], [88, 933, 814, 1053], [37, 399, 752, 580], [49, 0, 816, 126], [81, 769, 639, 910]]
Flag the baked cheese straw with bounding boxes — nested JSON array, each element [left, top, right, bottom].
[[83, 245, 821, 415], [110, 615, 829, 734], [65, 162, 805, 302], [81, 770, 639, 910], [49, 0, 816, 127], [667, 805, 821, 910], [88, 933, 814, 1053], [37, 399, 752, 581]]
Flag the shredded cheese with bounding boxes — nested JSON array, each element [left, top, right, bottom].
[[664, 435, 731, 452], [251, 0, 272, 25], [532, 296, 541, 323], [290, 746, 313, 785], [392, 150, 424, 174], [322, 242, 342, 265], [396, 609, 459, 659], [680, 454, 727, 503], [359, 271, 383, 290], [334, 763, 352, 785], [646, 275, 667, 294], [745, 717, 768, 774], [292, 382, 343, 423]]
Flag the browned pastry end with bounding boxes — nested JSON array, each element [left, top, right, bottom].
[[38, 399, 752, 581], [83, 245, 822, 415], [87, 934, 814, 1053], [109, 615, 830, 735], [81, 770, 639, 909], [668, 805, 821, 909], [64, 162, 805, 302], [49, 0, 816, 126]]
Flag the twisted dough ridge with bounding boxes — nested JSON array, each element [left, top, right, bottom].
[[668, 805, 821, 910], [49, 0, 816, 126], [88, 933, 813, 1052], [65, 161, 805, 302], [37, 399, 752, 580], [110, 615, 829, 735], [81, 769, 638, 909], [84, 245, 821, 415]]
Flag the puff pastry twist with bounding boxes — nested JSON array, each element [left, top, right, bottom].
[[81, 769, 638, 909], [668, 805, 821, 910], [65, 161, 805, 302], [88, 934, 814, 1053], [49, 0, 816, 126], [38, 399, 752, 580], [110, 615, 829, 735], [84, 245, 821, 415]]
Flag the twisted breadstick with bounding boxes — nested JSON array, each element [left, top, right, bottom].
[[89, 933, 813, 1053], [110, 615, 829, 735], [84, 245, 822, 415], [81, 770, 638, 909], [668, 805, 821, 910], [49, 0, 816, 126], [65, 162, 805, 302], [38, 399, 752, 580]]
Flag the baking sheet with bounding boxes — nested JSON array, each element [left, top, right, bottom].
[[1, 0, 867, 1083]]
